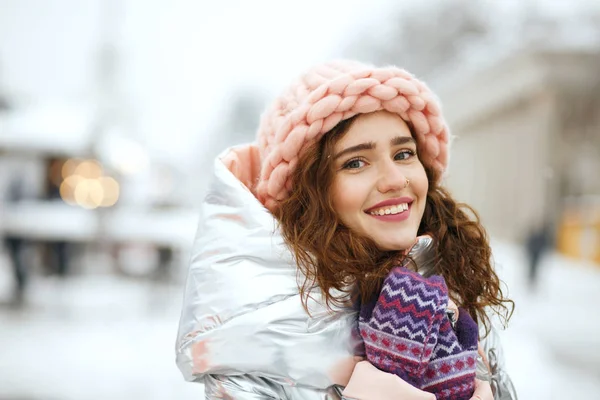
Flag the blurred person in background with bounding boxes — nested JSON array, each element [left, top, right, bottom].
[[176, 61, 516, 399], [524, 220, 553, 291], [41, 157, 71, 278], [3, 177, 28, 305]]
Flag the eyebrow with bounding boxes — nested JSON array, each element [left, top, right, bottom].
[[333, 136, 416, 160]]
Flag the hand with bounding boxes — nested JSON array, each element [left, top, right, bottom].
[[343, 361, 435, 400], [470, 378, 493, 400], [329, 356, 364, 386]]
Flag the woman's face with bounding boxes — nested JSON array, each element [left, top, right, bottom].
[[330, 111, 428, 251]]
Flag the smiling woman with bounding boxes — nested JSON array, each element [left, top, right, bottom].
[[176, 60, 517, 400], [329, 111, 428, 252]]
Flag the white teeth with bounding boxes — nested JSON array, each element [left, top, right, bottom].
[[369, 203, 409, 216]]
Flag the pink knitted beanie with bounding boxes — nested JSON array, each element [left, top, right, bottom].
[[255, 60, 451, 211]]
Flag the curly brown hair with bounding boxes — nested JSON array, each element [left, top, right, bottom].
[[273, 116, 514, 336]]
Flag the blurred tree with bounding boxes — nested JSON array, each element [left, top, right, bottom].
[[192, 89, 266, 195], [203, 89, 266, 159], [0, 58, 11, 111], [346, 0, 600, 78], [346, 0, 489, 77], [223, 89, 266, 144], [0, 94, 8, 111]]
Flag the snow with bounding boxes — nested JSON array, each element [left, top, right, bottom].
[[0, 240, 599, 399]]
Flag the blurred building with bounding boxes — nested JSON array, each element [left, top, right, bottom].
[[0, 103, 198, 299], [341, 0, 600, 264], [437, 48, 600, 263]]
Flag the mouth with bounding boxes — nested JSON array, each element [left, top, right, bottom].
[[365, 197, 413, 222]]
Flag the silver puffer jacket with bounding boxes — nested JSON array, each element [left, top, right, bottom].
[[176, 149, 518, 399]]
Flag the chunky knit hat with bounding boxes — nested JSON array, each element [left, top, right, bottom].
[[359, 266, 479, 400], [255, 60, 451, 211]]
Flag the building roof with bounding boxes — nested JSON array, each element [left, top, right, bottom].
[[0, 103, 94, 156], [434, 48, 600, 130]]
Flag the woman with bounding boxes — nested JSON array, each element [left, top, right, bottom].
[[176, 61, 517, 399]]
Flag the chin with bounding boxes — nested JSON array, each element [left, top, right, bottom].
[[375, 237, 416, 252]]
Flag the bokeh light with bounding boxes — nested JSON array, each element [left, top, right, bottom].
[[58, 158, 120, 208], [61, 158, 80, 179], [74, 159, 103, 179], [98, 176, 120, 207]]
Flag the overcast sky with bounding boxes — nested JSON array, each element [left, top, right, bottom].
[[1, 0, 598, 166], [0, 0, 396, 164]]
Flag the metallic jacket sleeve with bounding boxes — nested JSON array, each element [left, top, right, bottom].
[[175, 150, 360, 399], [479, 325, 518, 400], [204, 375, 346, 399]]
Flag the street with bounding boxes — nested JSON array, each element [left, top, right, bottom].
[[0, 241, 599, 399]]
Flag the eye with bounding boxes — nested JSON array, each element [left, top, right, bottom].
[[395, 150, 415, 161], [342, 158, 366, 170]]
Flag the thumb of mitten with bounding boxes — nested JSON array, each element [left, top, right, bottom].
[[453, 307, 479, 351]]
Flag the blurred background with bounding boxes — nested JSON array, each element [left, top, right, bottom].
[[0, 0, 599, 399]]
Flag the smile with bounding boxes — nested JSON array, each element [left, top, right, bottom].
[[364, 198, 413, 222], [368, 203, 408, 216]]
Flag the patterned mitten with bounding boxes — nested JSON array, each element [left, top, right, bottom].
[[359, 266, 448, 387], [422, 306, 479, 399], [359, 266, 479, 400]]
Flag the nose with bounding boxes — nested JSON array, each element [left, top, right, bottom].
[[376, 159, 408, 194]]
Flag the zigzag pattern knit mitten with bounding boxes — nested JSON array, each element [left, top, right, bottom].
[[359, 266, 479, 400]]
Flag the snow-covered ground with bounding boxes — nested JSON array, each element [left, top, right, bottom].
[[0, 241, 599, 399], [490, 241, 600, 400]]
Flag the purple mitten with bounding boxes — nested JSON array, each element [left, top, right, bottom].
[[360, 266, 479, 400], [422, 307, 479, 400], [359, 266, 448, 387]]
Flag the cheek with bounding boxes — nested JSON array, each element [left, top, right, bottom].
[[330, 180, 350, 212], [417, 174, 429, 197], [413, 169, 429, 220], [331, 177, 362, 217], [412, 165, 429, 197]]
